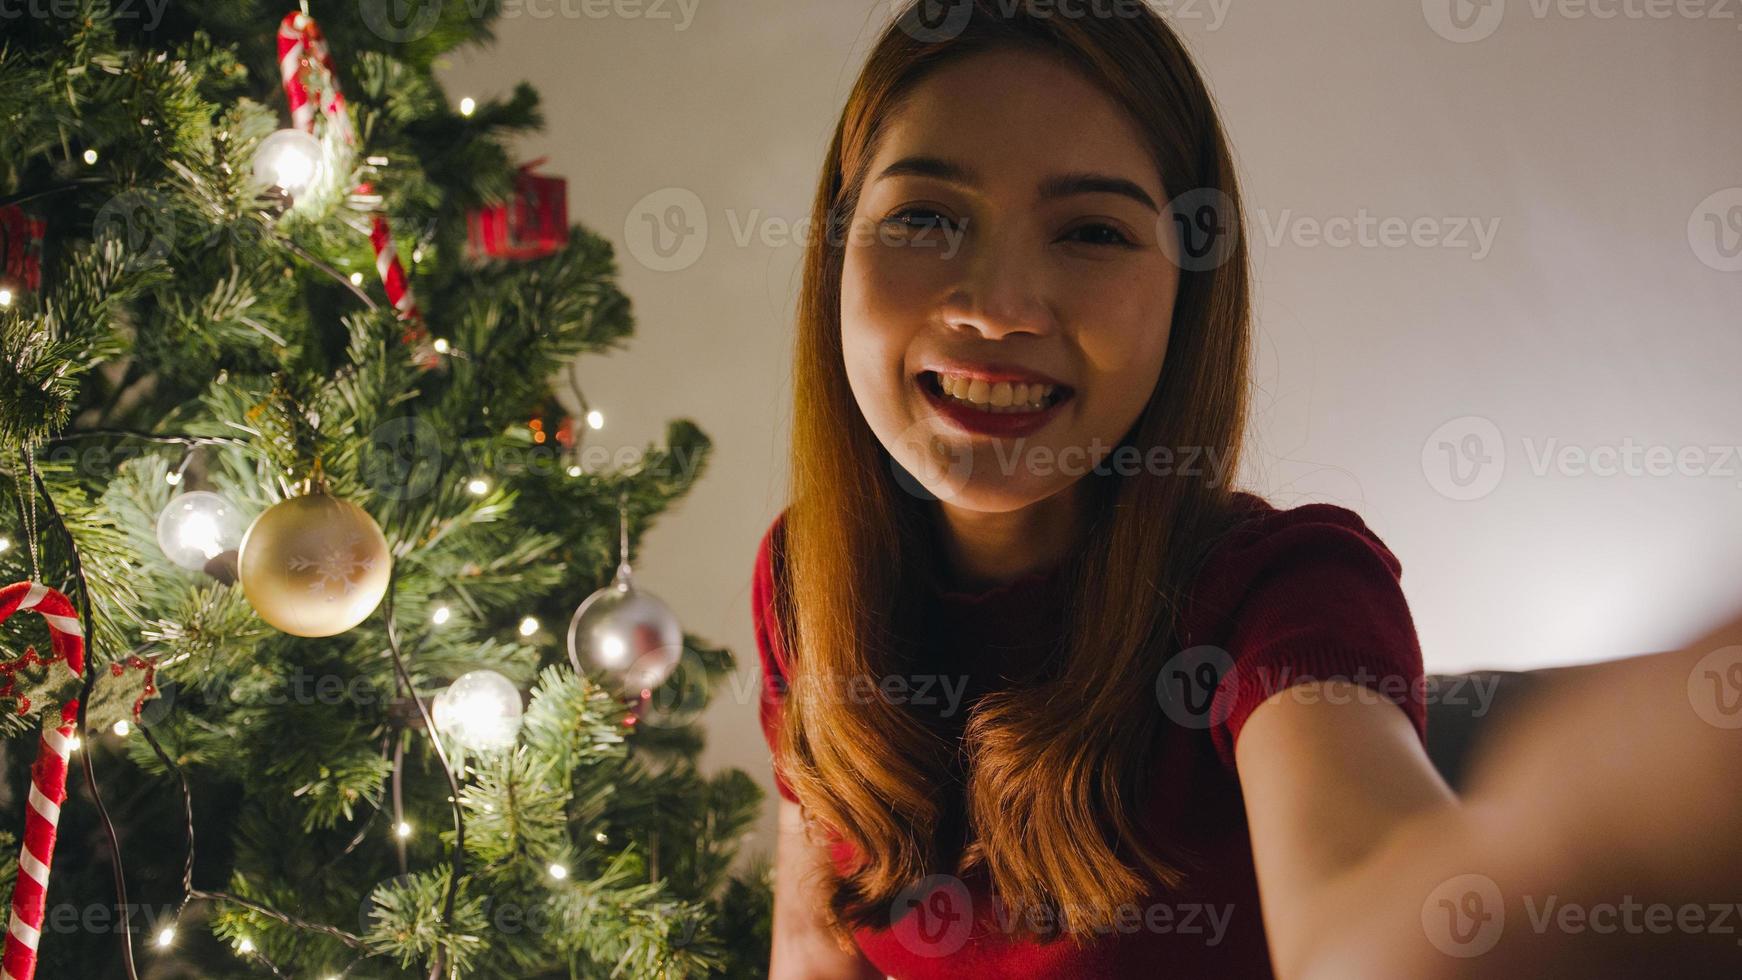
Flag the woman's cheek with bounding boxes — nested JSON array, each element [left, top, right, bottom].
[[840, 253, 916, 433], [1072, 317, 1170, 453]]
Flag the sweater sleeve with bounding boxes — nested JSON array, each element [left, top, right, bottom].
[[751, 509, 800, 803], [1193, 503, 1428, 773]]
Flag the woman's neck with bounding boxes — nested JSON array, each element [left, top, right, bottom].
[[933, 485, 1085, 593]]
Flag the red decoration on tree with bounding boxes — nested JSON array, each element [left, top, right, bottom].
[[0, 205, 45, 294], [0, 582, 86, 980], [467, 161, 569, 261], [275, 11, 440, 370], [527, 396, 577, 451]]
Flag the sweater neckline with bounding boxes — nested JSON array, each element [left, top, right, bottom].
[[928, 559, 1064, 605]]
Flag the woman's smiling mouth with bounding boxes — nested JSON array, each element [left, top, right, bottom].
[[917, 369, 1075, 437]]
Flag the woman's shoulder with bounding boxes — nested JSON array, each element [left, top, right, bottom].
[[1175, 489, 1416, 673], [751, 507, 791, 678], [1194, 490, 1404, 600], [1181, 491, 1425, 769], [752, 507, 789, 608]]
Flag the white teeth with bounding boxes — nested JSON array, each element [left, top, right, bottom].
[[931, 372, 1058, 413]]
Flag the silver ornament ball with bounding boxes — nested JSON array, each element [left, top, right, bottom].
[[567, 570, 683, 696]]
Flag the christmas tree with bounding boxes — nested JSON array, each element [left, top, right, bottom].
[[0, 2, 771, 977]]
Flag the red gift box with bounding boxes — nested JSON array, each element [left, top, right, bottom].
[[466, 160, 569, 261], [0, 205, 45, 293]]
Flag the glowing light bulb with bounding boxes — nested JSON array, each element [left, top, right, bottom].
[[156, 491, 244, 571], [548, 863, 568, 880], [349, 272, 364, 286], [566, 466, 582, 477], [253, 129, 324, 197], [0, 536, 10, 553], [164, 470, 182, 485], [466, 478, 489, 495], [113, 720, 131, 737], [431, 669, 524, 752], [586, 410, 604, 430], [395, 821, 412, 839], [458, 97, 476, 117], [82, 148, 98, 165], [238, 937, 255, 954], [0, 287, 12, 307], [155, 926, 175, 948], [431, 604, 452, 626], [518, 616, 539, 637], [433, 338, 451, 354]]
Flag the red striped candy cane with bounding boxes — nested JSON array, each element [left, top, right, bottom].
[[275, 11, 436, 364], [0, 582, 86, 980]]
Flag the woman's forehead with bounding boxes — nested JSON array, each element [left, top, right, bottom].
[[870, 49, 1163, 203]]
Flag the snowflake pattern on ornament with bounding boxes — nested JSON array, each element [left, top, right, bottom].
[[289, 535, 379, 600]]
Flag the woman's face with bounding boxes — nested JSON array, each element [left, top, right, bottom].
[[841, 45, 1181, 514]]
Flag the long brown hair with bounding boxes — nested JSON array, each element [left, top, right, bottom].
[[775, 0, 1253, 946]]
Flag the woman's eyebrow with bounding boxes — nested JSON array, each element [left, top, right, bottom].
[[873, 154, 1160, 213]]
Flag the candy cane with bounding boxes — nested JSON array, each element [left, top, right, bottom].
[[275, 11, 434, 360], [0, 582, 85, 980]]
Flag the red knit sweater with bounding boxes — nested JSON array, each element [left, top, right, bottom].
[[752, 491, 1428, 979]]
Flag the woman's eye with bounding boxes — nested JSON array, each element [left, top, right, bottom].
[[883, 207, 958, 232], [1063, 222, 1137, 248]]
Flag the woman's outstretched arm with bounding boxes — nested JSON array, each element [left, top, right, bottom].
[[1236, 605, 1742, 980], [770, 798, 887, 979]]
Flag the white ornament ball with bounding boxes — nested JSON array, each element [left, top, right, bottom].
[[253, 128, 324, 196], [238, 492, 391, 637], [432, 670, 523, 752], [156, 491, 245, 572], [567, 574, 683, 696]]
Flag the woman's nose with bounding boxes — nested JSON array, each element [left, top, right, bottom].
[[937, 232, 1058, 339]]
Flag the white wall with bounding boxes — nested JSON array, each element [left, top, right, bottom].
[[438, 0, 1742, 860]]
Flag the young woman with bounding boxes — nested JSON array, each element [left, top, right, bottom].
[[754, 3, 1742, 977]]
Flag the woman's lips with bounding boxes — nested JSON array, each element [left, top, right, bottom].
[[916, 370, 1072, 438]]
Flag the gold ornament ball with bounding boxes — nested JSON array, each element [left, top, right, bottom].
[[238, 492, 391, 637]]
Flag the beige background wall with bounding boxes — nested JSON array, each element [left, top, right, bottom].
[[437, 1, 1742, 859]]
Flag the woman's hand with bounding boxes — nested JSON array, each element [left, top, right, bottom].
[[770, 797, 888, 979], [1237, 604, 1742, 979]]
